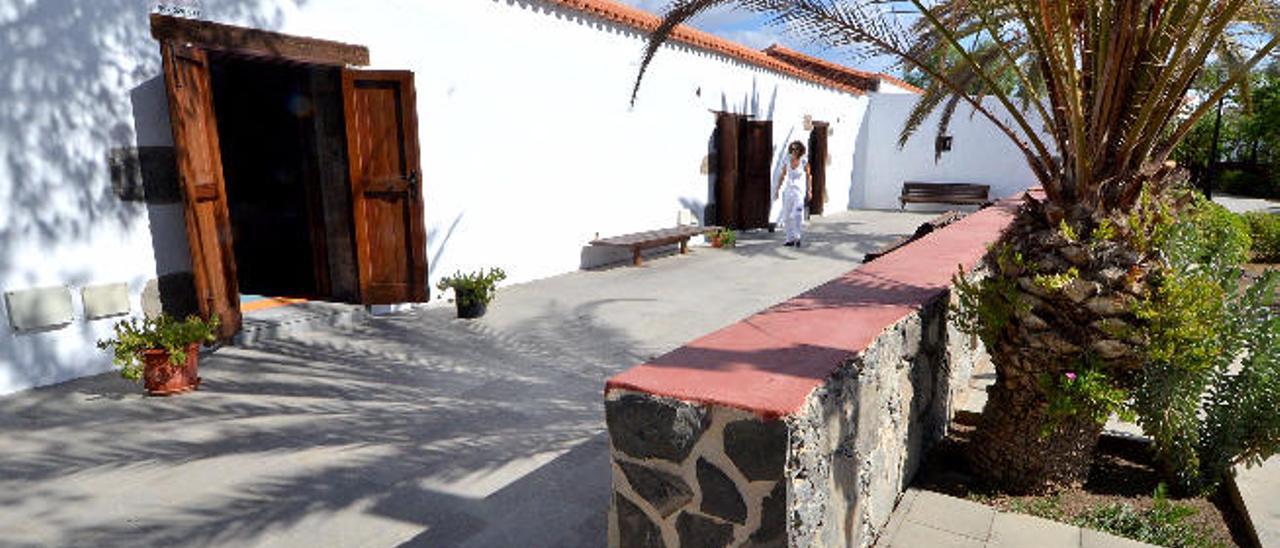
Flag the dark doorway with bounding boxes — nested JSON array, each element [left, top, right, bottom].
[[713, 113, 774, 230], [208, 55, 358, 301]]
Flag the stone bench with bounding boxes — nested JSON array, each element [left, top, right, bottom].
[[603, 197, 1021, 547]]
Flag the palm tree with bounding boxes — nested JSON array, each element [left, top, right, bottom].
[[633, 0, 1280, 493]]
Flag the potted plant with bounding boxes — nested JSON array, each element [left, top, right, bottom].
[[436, 267, 507, 319], [97, 314, 219, 396], [710, 228, 737, 248]]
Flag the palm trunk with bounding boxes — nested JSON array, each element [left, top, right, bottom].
[[965, 200, 1152, 493], [970, 350, 1107, 493]]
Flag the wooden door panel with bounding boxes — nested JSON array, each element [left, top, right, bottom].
[[715, 112, 741, 228], [809, 122, 828, 215], [741, 120, 773, 230], [160, 42, 241, 338], [341, 70, 427, 304]]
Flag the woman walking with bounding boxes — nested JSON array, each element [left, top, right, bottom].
[[775, 140, 812, 247]]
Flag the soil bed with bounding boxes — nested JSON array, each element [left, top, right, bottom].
[[912, 412, 1255, 547]]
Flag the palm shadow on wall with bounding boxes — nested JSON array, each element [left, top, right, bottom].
[[0, 0, 305, 389]]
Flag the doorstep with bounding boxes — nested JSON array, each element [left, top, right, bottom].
[[234, 300, 368, 347]]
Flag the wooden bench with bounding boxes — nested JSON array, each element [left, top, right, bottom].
[[900, 182, 991, 208], [590, 225, 721, 266]]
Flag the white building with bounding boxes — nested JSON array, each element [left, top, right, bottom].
[[0, 0, 1038, 395]]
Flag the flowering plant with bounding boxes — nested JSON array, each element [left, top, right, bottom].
[[1040, 361, 1134, 437]]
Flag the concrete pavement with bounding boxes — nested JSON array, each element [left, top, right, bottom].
[[876, 489, 1157, 548], [0, 209, 936, 548]]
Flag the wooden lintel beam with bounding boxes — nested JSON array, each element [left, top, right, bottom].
[[150, 14, 370, 67]]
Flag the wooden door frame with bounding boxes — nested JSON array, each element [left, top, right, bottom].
[[152, 16, 371, 331], [151, 15, 369, 66]]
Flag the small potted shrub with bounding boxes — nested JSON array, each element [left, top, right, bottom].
[[436, 267, 507, 319], [710, 228, 737, 248], [97, 314, 219, 396]]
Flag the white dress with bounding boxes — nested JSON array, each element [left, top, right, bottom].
[[778, 157, 807, 242]]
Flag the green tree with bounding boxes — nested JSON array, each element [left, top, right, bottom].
[[634, 0, 1280, 493]]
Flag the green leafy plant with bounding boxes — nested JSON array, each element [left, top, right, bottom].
[[96, 315, 219, 381], [1133, 197, 1280, 492], [436, 268, 507, 308], [714, 227, 737, 248], [1040, 362, 1134, 436], [1243, 211, 1280, 263], [1073, 485, 1220, 548]]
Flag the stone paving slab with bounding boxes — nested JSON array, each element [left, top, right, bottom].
[[1235, 456, 1280, 548], [876, 489, 1160, 548], [0, 210, 936, 548]]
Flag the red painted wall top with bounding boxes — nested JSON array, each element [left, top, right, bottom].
[[605, 195, 1025, 419]]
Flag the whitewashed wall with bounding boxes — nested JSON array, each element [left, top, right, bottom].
[[0, 0, 870, 395], [852, 93, 1042, 210], [275, 0, 870, 286]]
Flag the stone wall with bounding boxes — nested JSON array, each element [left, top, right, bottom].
[[604, 280, 990, 547]]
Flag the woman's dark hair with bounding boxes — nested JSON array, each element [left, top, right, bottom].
[[788, 140, 806, 156]]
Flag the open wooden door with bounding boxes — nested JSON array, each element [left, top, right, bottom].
[[809, 122, 829, 215], [740, 120, 774, 230], [340, 70, 428, 304], [160, 42, 242, 338]]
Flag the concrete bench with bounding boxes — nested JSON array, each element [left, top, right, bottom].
[[604, 197, 1022, 546], [900, 182, 991, 208], [590, 225, 721, 266]]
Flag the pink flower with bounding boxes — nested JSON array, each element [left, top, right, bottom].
[[1065, 372, 1078, 381]]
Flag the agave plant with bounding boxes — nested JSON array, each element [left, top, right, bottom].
[[633, 0, 1280, 493]]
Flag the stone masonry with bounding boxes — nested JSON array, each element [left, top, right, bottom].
[[604, 283, 989, 547]]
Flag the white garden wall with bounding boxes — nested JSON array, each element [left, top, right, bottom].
[[852, 93, 1042, 210]]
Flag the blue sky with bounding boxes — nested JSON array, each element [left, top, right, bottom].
[[614, 0, 900, 74]]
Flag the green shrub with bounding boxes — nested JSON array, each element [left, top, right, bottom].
[[436, 268, 507, 307], [1073, 486, 1221, 548], [1134, 195, 1280, 492], [96, 315, 220, 381], [1243, 211, 1280, 263]]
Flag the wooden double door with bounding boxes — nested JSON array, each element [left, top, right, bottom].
[[160, 41, 427, 338]]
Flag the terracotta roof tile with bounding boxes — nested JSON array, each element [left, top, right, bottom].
[[541, 0, 865, 96], [763, 44, 923, 94]]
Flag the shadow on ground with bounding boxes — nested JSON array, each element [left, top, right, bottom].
[[0, 302, 631, 547]]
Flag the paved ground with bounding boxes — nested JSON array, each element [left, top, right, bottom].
[[0, 210, 935, 548], [876, 489, 1157, 548], [1214, 193, 1280, 214]]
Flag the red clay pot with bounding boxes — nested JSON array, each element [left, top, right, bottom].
[[140, 343, 201, 396], [711, 235, 724, 248]]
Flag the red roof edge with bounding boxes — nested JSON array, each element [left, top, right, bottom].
[[540, 0, 865, 96], [763, 44, 923, 94]]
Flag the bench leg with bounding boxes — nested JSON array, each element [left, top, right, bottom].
[[632, 247, 643, 266], [680, 239, 688, 254]]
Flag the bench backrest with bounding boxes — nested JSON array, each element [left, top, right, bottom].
[[901, 182, 990, 199]]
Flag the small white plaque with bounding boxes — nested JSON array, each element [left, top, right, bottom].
[[4, 286, 74, 331], [82, 283, 131, 320]]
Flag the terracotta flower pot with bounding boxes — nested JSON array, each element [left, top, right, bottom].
[[140, 343, 201, 396], [711, 235, 724, 248]]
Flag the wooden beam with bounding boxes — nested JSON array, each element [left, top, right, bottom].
[[150, 14, 369, 67]]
